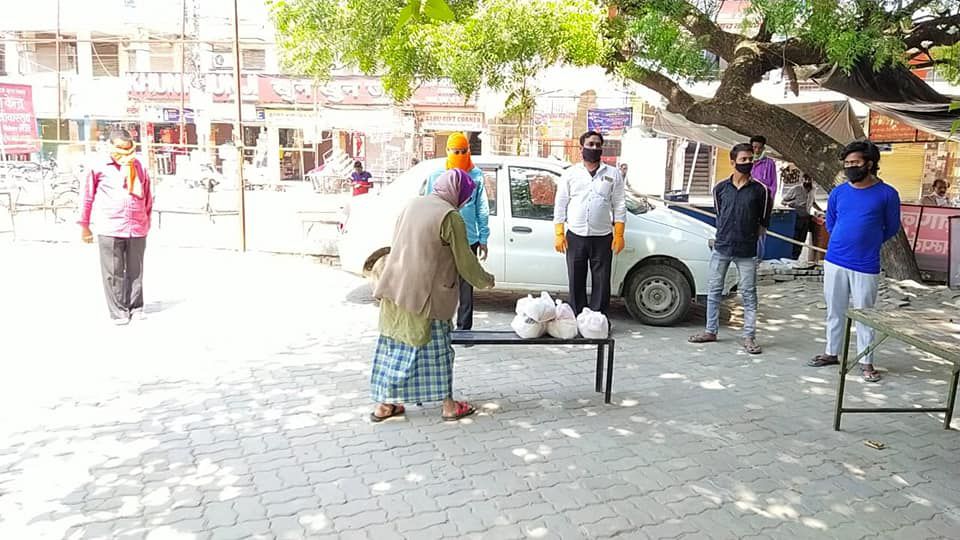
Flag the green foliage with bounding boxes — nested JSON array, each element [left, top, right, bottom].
[[270, 0, 959, 104], [269, 0, 606, 103], [931, 44, 960, 85]]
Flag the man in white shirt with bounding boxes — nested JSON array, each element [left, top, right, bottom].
[[553, 130, 627, 317]]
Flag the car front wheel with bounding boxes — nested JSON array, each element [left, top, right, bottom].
[[624, 263, 692, 326]]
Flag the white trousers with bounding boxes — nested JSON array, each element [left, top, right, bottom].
[[824, 261, 880, 365]]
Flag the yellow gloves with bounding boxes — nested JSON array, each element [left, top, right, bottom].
[[612, 222, 625, 254], [554, 223, 567, 253]]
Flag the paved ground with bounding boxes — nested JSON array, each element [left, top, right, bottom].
[[1, 242, 958, 540]]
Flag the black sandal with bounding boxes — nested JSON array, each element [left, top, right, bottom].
[[370, 404, 405, 423], [807, 355, 839, 367]]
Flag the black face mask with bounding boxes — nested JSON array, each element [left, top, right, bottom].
[[844, 165, 869, 183], [734, 162, 753, 175], [581, 147, 603, 163]]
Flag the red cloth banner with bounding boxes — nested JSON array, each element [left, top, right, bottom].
[[901, 204, 960, 274]]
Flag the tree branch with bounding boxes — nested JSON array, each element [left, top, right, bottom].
[[615, 0, 743, 61], [755, 17, 772, 42], [624, 67, 697, 114], [894, 0, 939, 20], [903, 13, 960, 49]]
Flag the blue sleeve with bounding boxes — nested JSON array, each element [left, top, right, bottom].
[[425, 169, 442, 196], [825, 188, 838, 233], [472, 169, 490, 243], [882, 187, 902, 242]]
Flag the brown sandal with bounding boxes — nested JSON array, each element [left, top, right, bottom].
[[688, 332, 718, 343], [742, 337, 762, 355], [370, 404, 405, 423], [807, 355, 839, 367]]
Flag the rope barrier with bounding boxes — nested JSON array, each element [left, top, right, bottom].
[[644, 194, 828, 254]]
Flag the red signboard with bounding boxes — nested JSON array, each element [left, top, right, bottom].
[[901, 204, 960, 274], [0, 83, 39, 154]]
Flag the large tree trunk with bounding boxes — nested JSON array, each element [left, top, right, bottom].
[[881, 231, 923, 281]]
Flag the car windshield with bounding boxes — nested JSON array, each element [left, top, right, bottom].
[[625, 192, 653, 214]]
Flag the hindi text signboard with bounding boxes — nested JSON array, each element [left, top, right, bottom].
[[0, 83, 39, 154]]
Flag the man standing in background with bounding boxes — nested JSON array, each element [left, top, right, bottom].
[[920, 179, 953, 207], [79, 129, 153, 326], [425, 133, 490, 331], [350, 161, 373, 196], [554, 130, 626, 318], [750, 135, 778, 259], [781, 173, 822, 259]]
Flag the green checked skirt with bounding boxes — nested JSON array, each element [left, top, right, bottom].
[[370, 320, 454, 404]]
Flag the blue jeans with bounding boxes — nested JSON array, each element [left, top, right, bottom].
[[705, 251, 758, 338]]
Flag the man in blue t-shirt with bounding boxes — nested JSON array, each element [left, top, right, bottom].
[[807, 141, 901, 383]]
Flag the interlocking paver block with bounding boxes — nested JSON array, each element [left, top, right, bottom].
[[203, 501, 239, 528], [4, 246, 960, 540], [396, 510, 450, 533]]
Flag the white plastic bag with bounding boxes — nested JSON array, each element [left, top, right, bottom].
[[547, 300, 579, 339], [577, 308, 609, 339], [515, 292, 556, 323], [511, 314, 546, 339]]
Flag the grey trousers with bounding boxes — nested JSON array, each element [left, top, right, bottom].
[[98, 235, 146, 320]]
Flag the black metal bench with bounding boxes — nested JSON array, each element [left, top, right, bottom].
[[451, 330, 616, 403]]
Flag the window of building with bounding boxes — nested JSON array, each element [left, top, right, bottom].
[[149, 42, 176, 72], [92, 41, 119, 77], [241, 49, 266, 71], [0, 45, 6, 75], [33, 33, 77, 73]]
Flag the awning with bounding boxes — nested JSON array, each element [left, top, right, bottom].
[[652, 100, 866, 152], [813, 63, 960, 140]]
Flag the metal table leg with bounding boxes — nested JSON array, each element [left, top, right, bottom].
[[833, 317, 853, 431], [595, 344, 604, 393], [945, 367, 959, 430], [605, 341, 614, 404]]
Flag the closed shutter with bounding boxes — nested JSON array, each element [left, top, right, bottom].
[[242, 49, 266, 71], [92, 42, 119, 77], [879, 143, 925, 202]]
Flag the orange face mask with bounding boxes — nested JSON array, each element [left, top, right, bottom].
[[446, 151, 473, 172], [445, 132, 474, 172]]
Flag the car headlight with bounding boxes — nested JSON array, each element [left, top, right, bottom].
[[708, 238, 716, 250]]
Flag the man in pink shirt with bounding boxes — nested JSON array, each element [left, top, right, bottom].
[[750, 135, 778, 259], [79, 129, 153, 325]]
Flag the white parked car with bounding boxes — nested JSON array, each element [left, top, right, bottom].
[[338, 156, 732, 326]]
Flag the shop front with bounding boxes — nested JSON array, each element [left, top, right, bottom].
[[415, 110, 485, 158]]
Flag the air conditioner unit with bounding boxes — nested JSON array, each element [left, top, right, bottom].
[[211, 52, 232, 71]]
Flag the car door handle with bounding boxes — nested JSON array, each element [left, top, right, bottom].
[[511, 226, 533, 234]]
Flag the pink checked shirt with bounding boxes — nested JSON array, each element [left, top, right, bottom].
[[79, 155, 153, 238]]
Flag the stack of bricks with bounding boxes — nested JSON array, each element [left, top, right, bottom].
[[756, 261, 824, 286]]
